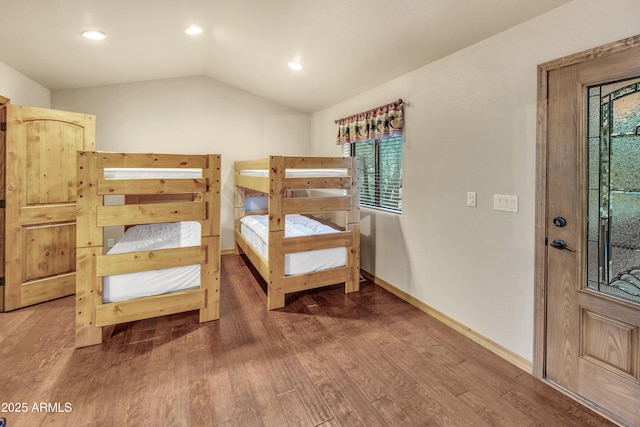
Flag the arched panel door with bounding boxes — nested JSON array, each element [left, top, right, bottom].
[[4, 105, 95, 310]]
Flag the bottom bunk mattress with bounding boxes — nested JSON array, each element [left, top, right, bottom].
[[103, 221, 201, 303], [240, 214, 347, 275]]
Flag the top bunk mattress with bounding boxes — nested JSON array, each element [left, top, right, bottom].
[[103, 221, 201, 303], [104, 168, 202, 179], [239, 169, 347, 178], [240, 214, 346, 275]]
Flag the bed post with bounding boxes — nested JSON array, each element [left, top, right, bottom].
[[76, 151, 104, 347], [345, 156, 361, 293], [267, 156, 286, 310], [234, 164, 246, 255], [199, 154, 221, 322]]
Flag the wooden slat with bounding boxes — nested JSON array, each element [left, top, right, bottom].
[[97, 246, 205, 277], [283, 156, 353, 169], [245, 189, 266, 197], [281, 266, 351, 294], [97, 152, 208, 169], [235, 158, 270, 171], [20, 204, 76, 225], [125, 193, 194, 203], [235, 174, 270, 193], [283, 196, 351, 214], [281, 231, 352, 254], [283, 176, 351, 190], [98, 178, 207, 196], [97, 201, 206, 226], [235, 230, 270, 281], [95, 289, 205, 326]]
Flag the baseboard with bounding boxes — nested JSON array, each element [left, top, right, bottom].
[[221, 249, 237, 256], [361, 269, 533, 374]]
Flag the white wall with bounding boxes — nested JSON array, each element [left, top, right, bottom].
[[0, 60, 50, 107], [52, 75, 310, 250], [311, 0, 640, 362]]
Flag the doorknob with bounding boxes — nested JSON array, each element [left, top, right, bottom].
[[550, 239, 575, 252]]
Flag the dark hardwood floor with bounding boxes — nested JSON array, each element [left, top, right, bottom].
[[0, 254, 615, 426]]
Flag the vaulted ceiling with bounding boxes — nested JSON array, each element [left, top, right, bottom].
[[0, 0, 571, 113]]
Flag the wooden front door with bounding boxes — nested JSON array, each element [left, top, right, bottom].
[[541, 38, 640, 426], [4, 105, 95, 311]]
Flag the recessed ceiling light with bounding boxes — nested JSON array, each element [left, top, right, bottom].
[[81, 30, 107, 40], [185, 26, 203, 35], [288, 61, 303, 71]]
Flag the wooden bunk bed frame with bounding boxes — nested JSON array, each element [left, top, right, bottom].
[[76, 151, 221, 348], [234, 156, 360, 310]]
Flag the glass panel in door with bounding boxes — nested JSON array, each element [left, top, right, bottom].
[[587, 77, 640, 304]]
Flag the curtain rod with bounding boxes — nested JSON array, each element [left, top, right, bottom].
[[334, 99, 404, 124]]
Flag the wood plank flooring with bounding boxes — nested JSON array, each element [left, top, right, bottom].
[[0, 254, 615, 426]]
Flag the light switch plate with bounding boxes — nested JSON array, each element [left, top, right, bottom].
[[493, 194, 518, 213], [467, 192, 477, 207]]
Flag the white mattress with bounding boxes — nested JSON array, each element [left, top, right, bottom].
[[103, 221, 201, 303], [240, 214, 347, 275], [104, 168, 202, 179], [239, 169, 347, 177]]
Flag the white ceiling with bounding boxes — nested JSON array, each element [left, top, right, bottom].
[[0, 0, 570, 113]]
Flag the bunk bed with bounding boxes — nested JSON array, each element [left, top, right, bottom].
[[75, 151, 221, 348], [234, 156, 360, 310]]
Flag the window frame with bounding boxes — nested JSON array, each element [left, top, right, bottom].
[[346, 135, 403, 214]]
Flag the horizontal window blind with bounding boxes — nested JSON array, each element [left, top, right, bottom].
[[345, 135, 402, 213]]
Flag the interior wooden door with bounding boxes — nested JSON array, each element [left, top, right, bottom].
[[545, 44, 640, 426], [4, 105, 95, 311], [0, 95, 8, 312]]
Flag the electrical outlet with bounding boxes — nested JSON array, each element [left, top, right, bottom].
[[467, 191, 477, 207], [107, 238, 115, 248]]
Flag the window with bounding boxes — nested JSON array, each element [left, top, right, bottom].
[[345, 135, 402, 213], [335, 99, 404, 212]]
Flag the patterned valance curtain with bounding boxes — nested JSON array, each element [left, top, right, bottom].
[[336, 99, 404, 144]]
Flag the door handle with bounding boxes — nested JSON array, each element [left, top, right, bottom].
[[550, 239, 575, 252]]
